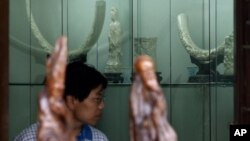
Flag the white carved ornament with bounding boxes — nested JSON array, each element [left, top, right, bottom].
[[177, 13, 234, 75], [10, 0, 106, 64]]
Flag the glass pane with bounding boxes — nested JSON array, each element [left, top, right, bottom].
[[134, 0, 234, 141], [9, 0, 234, 141]]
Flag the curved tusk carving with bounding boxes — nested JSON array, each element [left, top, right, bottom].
[[177, 13, 225, 63], [24, 0, 106, 63], [222, 33, 234, 75], [10, 35, 50, 64], [25, 0, 54, 53], [68, 0, 106, 62]]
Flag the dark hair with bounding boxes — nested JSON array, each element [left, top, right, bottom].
[[64, 62, 107, 101]]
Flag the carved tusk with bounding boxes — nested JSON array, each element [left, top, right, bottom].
[[177, 13, 225, 63], [24, 0, 106, 63], [68, 0, 106, 62], [25, 0, 54, 53], [10, 35, 50, 64]]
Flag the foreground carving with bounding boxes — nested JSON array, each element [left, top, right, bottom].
[[38, 36, 76, 141], [130, 55, 177, 141]]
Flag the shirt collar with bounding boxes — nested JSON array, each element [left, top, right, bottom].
[[77, 124, 92, 141]]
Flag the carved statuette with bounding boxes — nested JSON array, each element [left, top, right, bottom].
[[130, 55, 177, 141], [105, 7, 123, 73], [38, 36, 76, 141]]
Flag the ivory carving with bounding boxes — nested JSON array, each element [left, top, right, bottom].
[[10, 0, 106, 64], [105, 7, 123, 73], [177, 13, 234, 75]]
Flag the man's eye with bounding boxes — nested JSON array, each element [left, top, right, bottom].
[[98, 91, 104, 95], [93, 97, 103, 103], [91, 94, 106, 105], [94, 98, 101, 101]]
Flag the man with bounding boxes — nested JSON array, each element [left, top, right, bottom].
[[14, 62, 108, 141]]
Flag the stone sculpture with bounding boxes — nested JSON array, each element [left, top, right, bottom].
[[133, 37, 162, 82], [104, 7, 124, 83], [105, 7, 122, 73], [134, 37, 157, 60], [10, 0, 106, 64], [177, 13, 234, 80]]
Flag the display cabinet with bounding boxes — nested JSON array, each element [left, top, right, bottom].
[[9, 0, 234, 141]]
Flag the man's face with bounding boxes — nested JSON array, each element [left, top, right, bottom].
[[72, 84, 105, 126]]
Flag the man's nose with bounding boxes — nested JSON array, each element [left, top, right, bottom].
[[98, 101, 105, 109]]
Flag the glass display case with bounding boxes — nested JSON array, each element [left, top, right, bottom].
[[9, 0, 234, 141]]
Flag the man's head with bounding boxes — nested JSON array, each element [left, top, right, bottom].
[[64, 62, 108, 126], [64, 62, 107, 101]]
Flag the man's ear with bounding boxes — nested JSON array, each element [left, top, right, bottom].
[[65, 96, 78, 110]]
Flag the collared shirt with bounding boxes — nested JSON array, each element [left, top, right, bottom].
[[13, 123, 108, 141], [77, 124, 92, 141]]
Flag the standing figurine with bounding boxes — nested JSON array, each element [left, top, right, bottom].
[[105, 7, 122, 73]]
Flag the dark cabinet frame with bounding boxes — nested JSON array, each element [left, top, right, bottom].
[[234, 0, 250, 124], [0, 0, 9, 140]]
